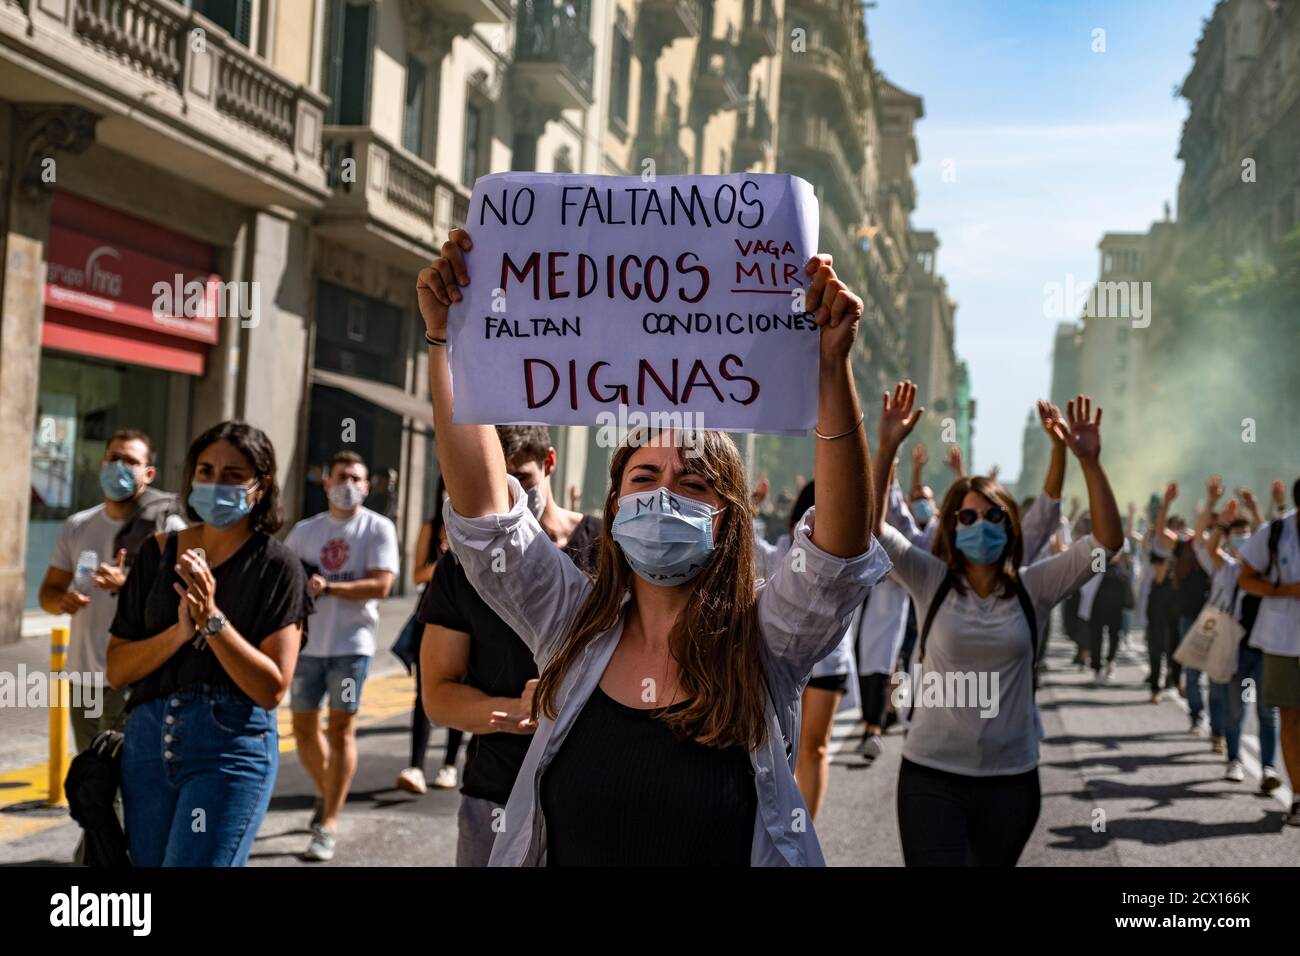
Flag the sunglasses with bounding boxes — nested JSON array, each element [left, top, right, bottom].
[[955, 505, 1007, 526]]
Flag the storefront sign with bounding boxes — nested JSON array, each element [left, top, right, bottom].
[[44, 226, 221, 343]]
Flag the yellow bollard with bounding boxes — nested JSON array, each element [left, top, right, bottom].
[[48, 625, 69, 807]]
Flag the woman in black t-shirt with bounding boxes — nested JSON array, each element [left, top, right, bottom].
[[107, 421, 310, 867]]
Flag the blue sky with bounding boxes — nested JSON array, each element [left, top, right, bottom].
[[866, 0, 1217, 481]]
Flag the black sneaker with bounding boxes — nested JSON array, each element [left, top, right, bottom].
[[310, 797, 325, 828], [1284, 801, 1300, 828]]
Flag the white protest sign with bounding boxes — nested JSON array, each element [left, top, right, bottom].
[[448, 172, 821, 435]]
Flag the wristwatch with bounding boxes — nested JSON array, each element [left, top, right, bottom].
[[200, 611, 227, 638]]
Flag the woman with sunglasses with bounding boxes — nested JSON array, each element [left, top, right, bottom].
[[871, 382, 1122, 866], [418, 229, 891, 866]]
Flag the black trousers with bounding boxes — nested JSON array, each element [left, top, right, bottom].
[[1145, 587, 1181, 693], [857, 672, 889, 728], [1088, 590, 1125, 672], [897, 758, 1041, 866]]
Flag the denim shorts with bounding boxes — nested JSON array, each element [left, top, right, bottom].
[[290, 654, 371, 713]]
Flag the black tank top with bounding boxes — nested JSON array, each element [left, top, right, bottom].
[[539, 686, 757, 866]]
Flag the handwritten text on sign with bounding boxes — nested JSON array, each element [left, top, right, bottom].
[[447, 173, 821, 435]]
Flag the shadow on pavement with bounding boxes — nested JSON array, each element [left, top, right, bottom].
[[1046, 810, 1285, 851]]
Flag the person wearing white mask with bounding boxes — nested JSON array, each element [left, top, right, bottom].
[[285, 450, 400, 861]]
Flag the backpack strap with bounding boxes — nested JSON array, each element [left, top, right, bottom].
[[1012, 576, 1040, 667], [908, 571, 956, 720], [916, 571, 956, 667]]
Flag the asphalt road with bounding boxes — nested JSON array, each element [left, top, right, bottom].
[[2, 611, 1296, 867]]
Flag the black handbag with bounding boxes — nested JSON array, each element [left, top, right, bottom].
[[64, 731, 131, 867]]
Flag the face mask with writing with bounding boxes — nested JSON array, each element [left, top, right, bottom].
[[611, 486, 722, 585]]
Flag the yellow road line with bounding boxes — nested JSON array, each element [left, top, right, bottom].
[[0, 671, 416, 846]]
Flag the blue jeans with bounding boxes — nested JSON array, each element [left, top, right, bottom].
[[121, 685, 278, 867], [1185, 667, 1229, 735], [1226, 646, 1280, 767]]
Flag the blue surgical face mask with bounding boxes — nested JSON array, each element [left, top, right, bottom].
[[99, 460, 139, 502], [611, 486, 722, 585], [1230, 534, 1250, 554], [955, 519, 1008, 565], [189, 480, 260, 529], [911, 499, 934, 524]]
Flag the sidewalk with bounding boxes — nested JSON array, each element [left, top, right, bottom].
[[0, 594, 419, 853]]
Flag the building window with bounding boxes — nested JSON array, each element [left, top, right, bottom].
[[324, 0, 373, 126], [184, 0, 252, 47], [609, 17, 632, 137], [463, 101, 484, 188], [403, 55, 427, 156]]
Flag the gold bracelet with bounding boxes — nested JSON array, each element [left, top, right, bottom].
[[814, 412, 865, 441]]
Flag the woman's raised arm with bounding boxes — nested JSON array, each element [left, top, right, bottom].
[[806, 255, 873, 558], [417, 229, 511, 519], [1050, 395, 1123, 552]]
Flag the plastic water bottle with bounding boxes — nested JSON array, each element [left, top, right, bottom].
[[73, 550, 98, 595]]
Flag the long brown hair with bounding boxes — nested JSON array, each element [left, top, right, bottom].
[[532, 429, 769, 750], [932, 475, 1024, 597]]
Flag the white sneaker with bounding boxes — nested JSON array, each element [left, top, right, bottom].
[[396, 767, 427, 795], [303, 824, 335, 862], [1105, 661, 1116, 680], [1224, 760, 1245, 783], [861, 734, 884, 760], [433, 765, 458, 789], [1260, 768, 1283, 794]]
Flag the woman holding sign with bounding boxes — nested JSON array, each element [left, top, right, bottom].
[[417, 228, 890, 866], [869, 382, 1122, 866]]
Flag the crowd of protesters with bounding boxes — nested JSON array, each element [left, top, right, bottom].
[[38, 225, 1300, 867]]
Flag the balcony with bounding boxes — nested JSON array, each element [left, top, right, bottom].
[[513, 1, 595, 112], [739, 0, 778, 63], [780, 112, 866, 221], [733, 96, 773, 169], [637, 0, 701, 49], [433, 0, 513, 24], [319, 127, 470, 268], [693, 35, 744, 117], [781, 32, 869, 121], [0, 0, 328, 207], [634, 123, 690, 175]]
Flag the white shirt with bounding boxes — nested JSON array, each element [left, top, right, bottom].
[[880, 524, 1113, 776], [285, 508, 400, 658], [1239, 511, 1300, 656], [49, 505, 124, 677], [854, 576, 909, 675], [448, 476, 892, 867]]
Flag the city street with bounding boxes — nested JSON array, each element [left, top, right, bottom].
[[3, 606, 1292, 867]]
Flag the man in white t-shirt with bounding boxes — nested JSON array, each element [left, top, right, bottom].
[[38, 429, 186, 751], [1237, 477, 1300, 826], [285, 451, 399, 861]]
